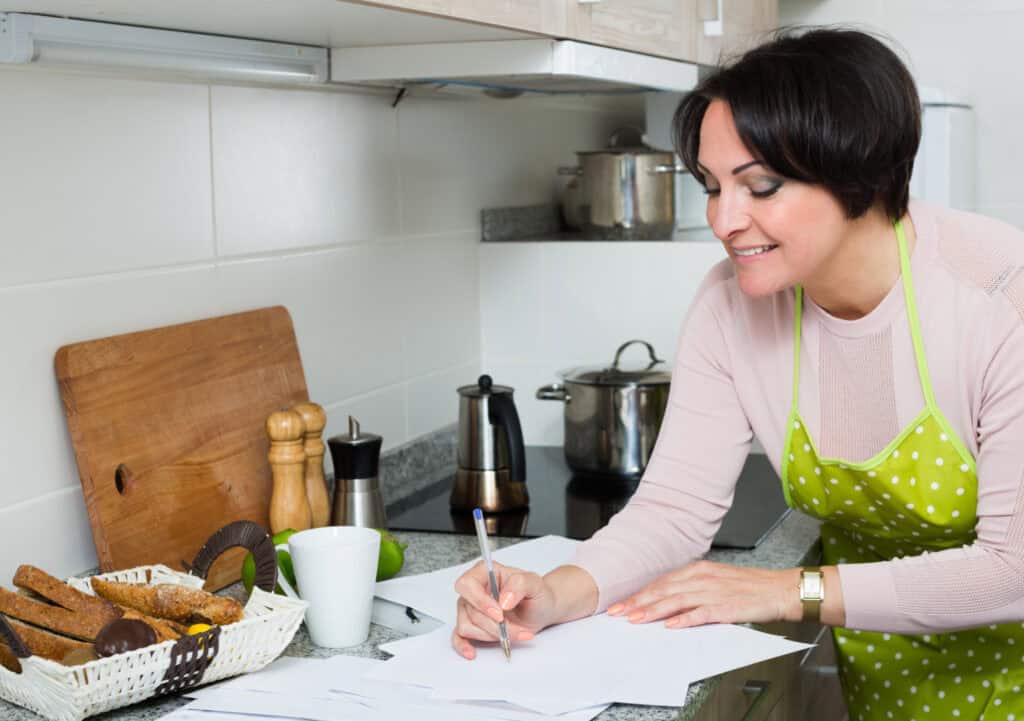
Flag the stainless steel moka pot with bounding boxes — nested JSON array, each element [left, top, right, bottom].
[[328, 415, 387, 528], [451, 375, 528, 512]]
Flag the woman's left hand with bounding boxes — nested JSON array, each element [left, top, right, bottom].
[[606, 561, 803, 628]]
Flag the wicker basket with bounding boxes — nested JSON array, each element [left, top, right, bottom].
[[0, 521, 307, 721]]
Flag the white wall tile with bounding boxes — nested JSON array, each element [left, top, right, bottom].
[[323, 385, 407, 468], [0, 266, 217, 508], [397, 96, 640, 235], [211, 86, 401, 255], [0, 488, 97, 589], [399, 232, 481, 377], [311, 242, 407, 401], [0, 69, 213, 285], [537, 243, 726, 368], [406, 360, 480, 440], [479, 243, 545, 363]]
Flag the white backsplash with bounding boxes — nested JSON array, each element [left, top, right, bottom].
[[0, 65, 638, 582], [479, 238, 726, 447]]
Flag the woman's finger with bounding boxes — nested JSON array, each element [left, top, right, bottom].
[[463, 597, 537, 641], [496, 569, 545, 611], [454, 561, 505, 622], [665, 602, 731, 629], [627, 593, 700, 623]]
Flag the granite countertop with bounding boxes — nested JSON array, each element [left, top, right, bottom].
[[0, 509, 821, 721]]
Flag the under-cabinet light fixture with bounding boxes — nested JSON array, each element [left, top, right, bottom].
[[0, 13, 328, 84]]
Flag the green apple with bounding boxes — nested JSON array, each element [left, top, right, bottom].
[[241, 528, 298, 595]]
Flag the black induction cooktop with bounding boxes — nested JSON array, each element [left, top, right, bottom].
[[387, 446, 791, 548]]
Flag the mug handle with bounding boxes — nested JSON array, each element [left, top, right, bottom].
[[273, 543, 300, 599]]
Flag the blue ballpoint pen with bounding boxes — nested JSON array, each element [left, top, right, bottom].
[[472, 508, 512, 661]]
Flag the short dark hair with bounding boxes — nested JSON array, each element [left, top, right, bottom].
[[673, 27, 921, 220]]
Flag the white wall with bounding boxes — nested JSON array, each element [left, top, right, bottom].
[[780, 0, 1024, 229], [479, 239, 726, 446], [0, 65, 636, 581]]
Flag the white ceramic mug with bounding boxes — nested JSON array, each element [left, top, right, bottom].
[[275, 525, 380, 648]]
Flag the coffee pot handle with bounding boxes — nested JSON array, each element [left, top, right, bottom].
[[488, 393, 526, 484]]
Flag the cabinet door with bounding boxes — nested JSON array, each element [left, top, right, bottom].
[[797, 625, 847, 720], [349, 0, 567, 36], [569, 0, 700, 60], [697, 0, 778, 65], [715, 656, 788, 721]]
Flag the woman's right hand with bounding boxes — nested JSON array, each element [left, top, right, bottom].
[[451, 560, 557, 660]]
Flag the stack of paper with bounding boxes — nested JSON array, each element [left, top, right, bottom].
[[164, 655, 609, 721], [162, 535, 811, 721], [370, 535, 812, 712]]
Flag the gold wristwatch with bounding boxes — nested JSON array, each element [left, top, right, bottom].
[[799, 567, 825, 622]]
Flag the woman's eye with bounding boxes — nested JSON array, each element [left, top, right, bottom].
[[750, 181, 783, 199], [703, 186, 721, 196]]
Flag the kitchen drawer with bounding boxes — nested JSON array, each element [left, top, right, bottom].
[[798, 625, 847, 720], [712, 656, 788, 721]]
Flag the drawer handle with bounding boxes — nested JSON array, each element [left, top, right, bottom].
[[735, 680, 773, 721]]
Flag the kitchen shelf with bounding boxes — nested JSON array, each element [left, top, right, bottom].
[[480, 204, 715, 243]]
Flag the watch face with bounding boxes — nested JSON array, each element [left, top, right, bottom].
[[801, 571, 824, 600]]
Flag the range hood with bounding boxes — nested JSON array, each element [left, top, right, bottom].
[[330, 39, 699, 97]]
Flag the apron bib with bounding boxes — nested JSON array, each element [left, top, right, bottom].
[[780, 220, 1024, 721]]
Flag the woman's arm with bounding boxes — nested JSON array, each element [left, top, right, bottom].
[[571, 267, 756, 613]]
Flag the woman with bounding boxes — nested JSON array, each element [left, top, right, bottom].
[[452, 28, 1024, 720]]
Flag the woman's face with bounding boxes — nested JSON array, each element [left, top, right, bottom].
[[698, 99, 852, 297]]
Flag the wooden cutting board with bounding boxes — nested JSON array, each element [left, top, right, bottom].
[[55, 306, 309, 590]]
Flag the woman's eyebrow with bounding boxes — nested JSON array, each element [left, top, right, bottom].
[[731, 160, 763, 174], [695, 159, 764, 176]]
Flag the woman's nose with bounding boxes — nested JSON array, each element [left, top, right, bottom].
[[707, 194, 751, 240]]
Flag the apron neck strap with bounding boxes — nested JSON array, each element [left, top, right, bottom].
[[790, 218, 938, 415]]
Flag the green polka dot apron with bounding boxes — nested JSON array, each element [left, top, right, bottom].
[[780, 220, 1024, 721]]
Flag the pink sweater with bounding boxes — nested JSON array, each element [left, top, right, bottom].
[[571, 200, 1024, 634]]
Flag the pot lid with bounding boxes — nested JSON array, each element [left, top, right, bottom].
[[575, 126, 673, 156], [559, 340, 671, 387], [458, 374, 514, 398]]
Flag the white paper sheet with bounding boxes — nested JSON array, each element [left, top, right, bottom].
[[373, 535, 580, 624], [179, 653, 608, 721], [370, 615, 811, 711]]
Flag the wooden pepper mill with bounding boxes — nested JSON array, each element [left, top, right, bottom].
[[266, 408, 312, 534], [292, 401, 330, 528]]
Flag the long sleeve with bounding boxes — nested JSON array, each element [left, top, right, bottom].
[[570, 265, 754, 612]]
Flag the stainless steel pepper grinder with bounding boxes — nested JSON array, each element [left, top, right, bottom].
[[328, 415, 387, 528]]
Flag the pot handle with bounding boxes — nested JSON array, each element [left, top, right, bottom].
[[536, 383, 570, 402], [612, 340, 664, 371], [558, 165, 583, 176], [607, 126, 646, 149], [650, 164, 689, 174]]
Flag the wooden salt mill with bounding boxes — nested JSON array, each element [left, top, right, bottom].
[[266, 408, 312, 534], [292, 401, 330, 528]]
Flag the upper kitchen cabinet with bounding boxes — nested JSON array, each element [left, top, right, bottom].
[[347, 0, 570, 38], [567, 0, 700, 61], [696, 0, 779, 65], [345, 0, 778, 64]]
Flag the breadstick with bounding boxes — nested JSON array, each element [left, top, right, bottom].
[[90, 578, 244, 625], [13, 566, 119, 619], [0, 587, 111, 641]]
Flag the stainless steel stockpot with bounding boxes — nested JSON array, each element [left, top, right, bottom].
[[558, 127, 683, 240], [537, 340, 671, 478]]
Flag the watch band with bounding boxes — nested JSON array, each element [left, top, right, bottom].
[[799, 566, 825, 622]]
